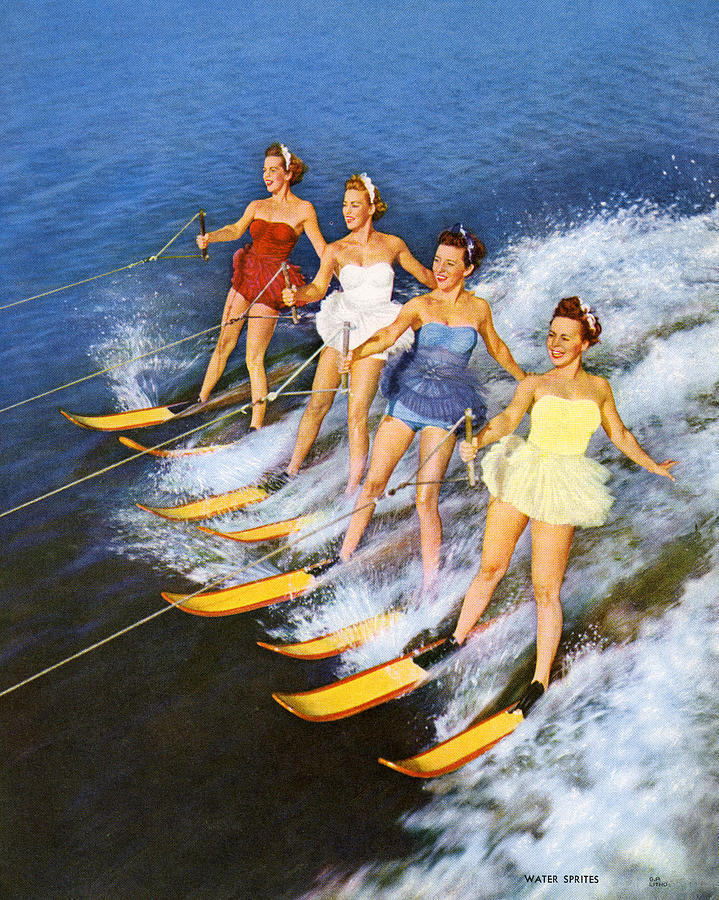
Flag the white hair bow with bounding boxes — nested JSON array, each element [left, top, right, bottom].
[[359, 172, 376, 203], [580, 301, 597, 332], [279, 144, 292, 170]]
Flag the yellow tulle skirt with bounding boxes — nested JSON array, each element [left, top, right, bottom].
[[480, 435, 614, 527]]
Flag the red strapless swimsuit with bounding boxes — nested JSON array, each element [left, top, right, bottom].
[[231, 219, 306, 312]]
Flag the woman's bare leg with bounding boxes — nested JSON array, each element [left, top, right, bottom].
[[453, 499, 529, 643], [340, 416, 414, 561], [244, 303, 279, 429], [529, 520, 574, 688], [199, 288, 250, 402], [345, 356, 384, 493], [415, 426, 457, 591], [286, 348, 341, 475]]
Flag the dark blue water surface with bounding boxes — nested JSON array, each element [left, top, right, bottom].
[[2, 1, 718, 898]]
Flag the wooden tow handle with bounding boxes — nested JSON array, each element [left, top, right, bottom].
[[341, 321, 351, 392], [199, 210, 208, 261], [282, 263, 299, 324], [465, 408, 476, 488]]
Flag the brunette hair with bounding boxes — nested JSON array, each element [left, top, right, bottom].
[[345, 175, 388, 220], [551, 296, 602, 345], [437, 228, 486, 268], [265, 142, 308, 185]]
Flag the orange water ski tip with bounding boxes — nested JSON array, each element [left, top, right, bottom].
[[256, 610, 403, 659], [60, 405, 181, 431], [272, 653, 429, 721], [270, 614, 507, 720], [161, 557, 338, 616], [137, 486, 269, 521], [197, 516, 312, 543], [378, 706, 523, 777], [119, 436, 227, 457]]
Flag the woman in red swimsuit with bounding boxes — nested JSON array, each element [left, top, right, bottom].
[[196, 143, 326, 429]]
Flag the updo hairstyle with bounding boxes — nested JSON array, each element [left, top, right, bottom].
[[551, 296, 602, 345], [437, 228, 486, 269], [345, 175, 388, 220], [265, 142, 308, 185]]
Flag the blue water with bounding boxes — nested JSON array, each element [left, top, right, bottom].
[[2, 1, 718, 897]]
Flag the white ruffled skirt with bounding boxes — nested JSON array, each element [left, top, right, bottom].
[[315, 291, 415, 361]]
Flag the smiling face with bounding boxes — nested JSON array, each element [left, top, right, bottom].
[[342, 189, 374, 230], [433, 243, 472, 290], [547, 316, 589, 367], [263, 155, 291, 193]]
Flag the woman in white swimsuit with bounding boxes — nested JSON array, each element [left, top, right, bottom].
[[282, 174, 434, 492]]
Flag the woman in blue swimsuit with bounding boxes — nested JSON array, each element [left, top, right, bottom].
[[337, 227, 525, 590]]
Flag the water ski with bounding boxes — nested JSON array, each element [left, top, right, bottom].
[[60, 404, 188, 431], [256, 610, 403, 659], [273, 653, 430, 721], [378, 706, 523, 778], [271, 617, 500, 720], [60, 362, 300, 432], [137, 486, 269, 521], [161, 558, 336, 616], [119, 436, 227, 457], [197, 516, 312, 543]]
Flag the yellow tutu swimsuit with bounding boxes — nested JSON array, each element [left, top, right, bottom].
[[480, 394, 613, 527]]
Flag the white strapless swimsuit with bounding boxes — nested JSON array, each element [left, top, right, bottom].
[[314, 262, 415, 361]]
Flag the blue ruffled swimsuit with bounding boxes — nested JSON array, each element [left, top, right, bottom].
[[381, 322, 487, 433]]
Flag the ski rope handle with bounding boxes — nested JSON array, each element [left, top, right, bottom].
[[199, 210, 208, 261], [341, 321, 351, 392], [281, 262, 300, 324], [465, 408, 476, 488]]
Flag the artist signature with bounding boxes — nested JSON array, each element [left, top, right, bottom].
[[649, 875, 668, 888]]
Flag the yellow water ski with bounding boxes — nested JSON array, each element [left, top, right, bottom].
[[197, 516, 312, 543], [137, 486, 268, 521], [256, 610, 403, 659], [119, 436, 226, 457], [378, 707, 523, 777], [271, 624, 487, 720], [61, 362, 300, 433], [161, 567, 318, 616], [273, 653, 430, 721], [60, 405, 180, 431]]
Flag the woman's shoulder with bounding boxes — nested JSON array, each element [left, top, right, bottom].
[[292, 195, 317, 215], [524, 371, 548, 390], [373, 230, 407, 252], [588, 372, 613, 402], [464, 289, 490, 310]]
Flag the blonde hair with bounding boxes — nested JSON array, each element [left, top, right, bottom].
[[345, 175, 387, 220]]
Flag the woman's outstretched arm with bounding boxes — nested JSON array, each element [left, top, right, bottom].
[[396, 239, 436, 288], [598, 380, 677, 480], [460, 377, 537, 460], [476, 299, 525, 380], [284, 244, 337, 306], [348, 299, 424, 362]]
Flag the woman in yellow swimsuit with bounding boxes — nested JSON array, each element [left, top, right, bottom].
[[417, 297, 677, 715]]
